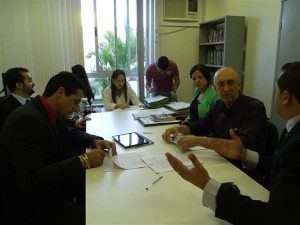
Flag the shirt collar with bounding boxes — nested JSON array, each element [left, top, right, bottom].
[[286, 114, 300, 133], [11, 93, 27, 105], [40, 96, 56, 125]]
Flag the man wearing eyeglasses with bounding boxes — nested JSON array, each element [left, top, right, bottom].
[[162, 67, 267, 167]]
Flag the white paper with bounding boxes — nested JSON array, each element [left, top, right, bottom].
[[166, 102, 190, 110], [170, 134, 207, 151], [142, 151, 203, 174], [144, 95, 169, 103], [104, 150, 147, 171], [132, 107, 175, 120], [138, 116, 179, 125]]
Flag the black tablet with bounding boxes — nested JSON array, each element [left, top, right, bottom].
[[112, 132, 154, 149]]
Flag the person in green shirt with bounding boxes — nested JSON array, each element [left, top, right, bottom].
[[184, 64, 220, 123]]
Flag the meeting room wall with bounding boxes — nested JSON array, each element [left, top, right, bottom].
[[0, 0, 84, 97], [158, 0, 281, 117]]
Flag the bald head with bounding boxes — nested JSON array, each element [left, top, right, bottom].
[[214, 67, 239, 83], [213, 67, 241, 108]]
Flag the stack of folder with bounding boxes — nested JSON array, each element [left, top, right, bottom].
[[144, 95, 169, 109], [165, 102, 190, 114]]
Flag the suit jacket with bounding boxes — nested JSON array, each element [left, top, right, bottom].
[[215, 121, 300, 225], [0, 94, 22, 131], [0, 96, 101, 224]]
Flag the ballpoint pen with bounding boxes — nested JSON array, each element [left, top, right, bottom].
[[146, 176, 163, 190]]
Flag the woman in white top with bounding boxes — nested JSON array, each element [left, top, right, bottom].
[[103, 69, 143, 110]]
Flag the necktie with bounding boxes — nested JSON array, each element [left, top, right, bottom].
[[278, 128, 287, 145]]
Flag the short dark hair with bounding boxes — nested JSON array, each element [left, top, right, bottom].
[[111, 69, 127, 103], [277, 62, 300, 102], [157, 56, 169, 70], [281, 61, 300, 72], [43, 71, 84, 97], [72, 64, 95, 104], [4, 67, 29, 92], [189, 64, 212, 84]]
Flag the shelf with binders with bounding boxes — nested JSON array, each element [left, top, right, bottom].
[[199, 15, 245, 79], [199, 44, 224, 68]]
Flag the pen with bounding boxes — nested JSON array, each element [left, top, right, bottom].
[[143, 132, 153, 134], [146, 176, 163, 190]]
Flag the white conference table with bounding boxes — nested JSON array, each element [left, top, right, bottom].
[[86, 108, 269, 225]]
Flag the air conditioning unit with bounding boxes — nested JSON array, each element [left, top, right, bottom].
[[163, 0, 198, 22]]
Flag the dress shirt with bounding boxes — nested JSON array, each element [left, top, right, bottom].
[[11, 93, 27, 105], [202, 114, 300, 214], [103, 85, 143, 110]]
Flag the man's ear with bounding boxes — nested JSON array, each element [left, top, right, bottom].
[[213, 84, 217, 92], [56, 87, 65, 98], [282, 90, 291, 105], [15, 82, 23, 90]]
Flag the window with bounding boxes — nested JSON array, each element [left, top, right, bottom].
[[81, 0, 157, 102]]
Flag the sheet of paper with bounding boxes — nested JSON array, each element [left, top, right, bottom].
[[144, 95, 169, 103], [103, 155, 122, 172], [166, 102, 190, 110], [170, 134, 207, 151], [142, 151, 203, 174], [132, 107, 175, 120], [108, 150, 147, 170]]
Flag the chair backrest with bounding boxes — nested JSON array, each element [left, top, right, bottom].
[[265, 119, 279, 156], [1, 73, 9, 97]]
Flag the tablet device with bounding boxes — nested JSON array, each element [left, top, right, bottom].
[[112, 132, 154, 149]]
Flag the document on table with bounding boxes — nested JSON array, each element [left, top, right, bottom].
[[170, 133, 207, 151], [102, 150, 147, 172], [141, 151, 203, 174]]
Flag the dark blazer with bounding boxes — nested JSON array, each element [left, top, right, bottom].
[[0, 94, 22, 130], [0, 96, 101, 225], [215, 121, 300, 225]]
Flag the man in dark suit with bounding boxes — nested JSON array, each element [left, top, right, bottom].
[[165, 63, 300, 224], [0, 67, 35, 130], [0, 72, 117, 225]]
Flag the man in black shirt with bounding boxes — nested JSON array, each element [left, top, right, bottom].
[[162, 67, 267, 157]]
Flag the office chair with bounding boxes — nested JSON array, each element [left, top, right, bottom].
[[0, 73, 8, 98]]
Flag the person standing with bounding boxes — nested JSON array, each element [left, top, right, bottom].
[[146, 56, 180, 102]]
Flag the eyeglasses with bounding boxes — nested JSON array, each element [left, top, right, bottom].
[[215, 80, 237, 88]]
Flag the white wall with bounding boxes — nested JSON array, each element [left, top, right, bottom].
[[158, 0, 282, 116], [157, 0, 207, 103], [205, 0, 281, 116]]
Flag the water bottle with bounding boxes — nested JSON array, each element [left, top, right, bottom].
[[82, 98, 91, 116]]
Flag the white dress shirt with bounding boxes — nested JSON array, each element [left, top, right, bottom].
[[103, 85, 143, 110], [202, 114, 300, 212]]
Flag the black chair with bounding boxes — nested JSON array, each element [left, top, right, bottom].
[[1, 73, 8, 97]]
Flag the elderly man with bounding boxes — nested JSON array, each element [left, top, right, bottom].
[[162, 67, 267, 166], [165, 62, 300, 224]]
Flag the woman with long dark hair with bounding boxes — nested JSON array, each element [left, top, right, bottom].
[[103, 69, 143, 110]]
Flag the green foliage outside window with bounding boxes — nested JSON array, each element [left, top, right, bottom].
[[86, 27, 137, 100]]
